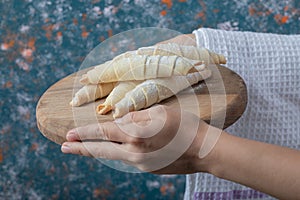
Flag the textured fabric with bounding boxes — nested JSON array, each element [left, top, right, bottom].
[[184, 28, 300, 200]]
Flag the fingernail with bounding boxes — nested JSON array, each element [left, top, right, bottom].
[[66, 131, 77, 141], [61, 144, 71, 153]]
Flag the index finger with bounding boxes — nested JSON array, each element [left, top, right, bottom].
[[66, 121, 131, 143]]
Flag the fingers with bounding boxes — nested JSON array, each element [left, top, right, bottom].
[[117, 105, 167, 124], [66, 105, 169, 143], [156, 34, 196, 46], [116, 109, 151, 125], [115, 105, 168, 138], [66, 106, 165, 142], [61, 141, 153, 167], [66, 122, 130, 143], [61, 141, 129, 161]]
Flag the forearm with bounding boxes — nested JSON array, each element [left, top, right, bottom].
[[204, 131, 300, 200]]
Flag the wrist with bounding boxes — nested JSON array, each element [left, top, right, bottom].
[[203, 131, 231, 177], [193, 124, 226, 174]]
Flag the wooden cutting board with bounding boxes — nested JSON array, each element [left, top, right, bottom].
[[36, 65, 247, 145]]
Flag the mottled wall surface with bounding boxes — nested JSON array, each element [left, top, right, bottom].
[[1, 0, 300, 199]]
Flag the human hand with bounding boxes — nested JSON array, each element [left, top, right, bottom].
[[61, 105, 218, 174], [62, 34, 221, 174], [156, 33, 197, 46]]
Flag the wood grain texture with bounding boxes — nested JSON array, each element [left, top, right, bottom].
[[36, 65, 247, 145]]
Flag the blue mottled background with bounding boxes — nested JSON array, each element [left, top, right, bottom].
[[1, 0, 300, 199]]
